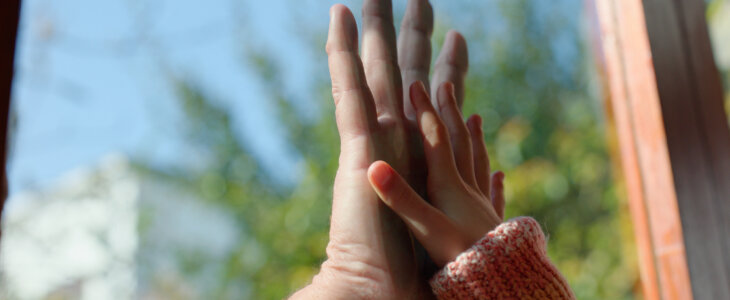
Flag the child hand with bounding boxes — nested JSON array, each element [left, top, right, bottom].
[[367, 81, 505, 267]]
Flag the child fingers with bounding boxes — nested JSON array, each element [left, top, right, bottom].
[[408, 81, 461, 184], [437, 82, 477, 188], [467, 114, 491, 197], [490, 171, 505, 220], [367, 161, 470, 267]]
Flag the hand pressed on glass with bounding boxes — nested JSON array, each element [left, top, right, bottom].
[[292, 0, 574, 299], [368, 81, 504, 267], [291, 0, 495, 297]]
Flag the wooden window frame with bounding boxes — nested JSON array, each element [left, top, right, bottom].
[[594, 0, 730, 298], [0, 0, 20, 240]]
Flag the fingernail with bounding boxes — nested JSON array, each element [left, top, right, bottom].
[[371, 163, 394, 188]]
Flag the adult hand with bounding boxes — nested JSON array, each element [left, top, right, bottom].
[[292, 0, 482, 298]]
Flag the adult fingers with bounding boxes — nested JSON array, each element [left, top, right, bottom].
[[409, 81, 461, 186], [398, 0, 433, 121], [437, 82, 476, 187], [466, 114, 491, 196], [368, 161, 469, 267], [361, 0, 403, 120], [431, 31, 468, 109], [491, 171, 505, 220], [326, 5, 378, 148]]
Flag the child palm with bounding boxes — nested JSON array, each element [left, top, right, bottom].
[[368, 81, 505, 267]]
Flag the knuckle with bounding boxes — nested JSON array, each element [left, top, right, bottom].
[[335, 109, 369, 138], [322, 242, 387, 288], [362, 0, 392, 18], [449, 127, 468, 144], [325, 42, 336, 55], [402, 19, 432, 35], [331, 88, 342, 105]]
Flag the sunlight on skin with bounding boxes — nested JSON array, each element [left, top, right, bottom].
[[419, 112, 445, 149], [294, 0, 502, 298], [359, 81, 503, 269]]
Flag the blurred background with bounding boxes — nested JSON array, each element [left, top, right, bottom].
[[0, 0, 728, 299]]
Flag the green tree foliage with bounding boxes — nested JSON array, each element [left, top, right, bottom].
[[135, 1, 638, 299], [462, 2, 637, 298], [707, 0, 730, 121]]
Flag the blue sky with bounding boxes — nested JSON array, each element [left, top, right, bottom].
[[9, 0, 344, 194], [8, 0, 582, 197]]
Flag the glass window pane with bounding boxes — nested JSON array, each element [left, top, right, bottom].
[[1, 1, 638, 299]]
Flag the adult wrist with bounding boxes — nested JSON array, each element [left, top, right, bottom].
[[290, 261, 378, 300]]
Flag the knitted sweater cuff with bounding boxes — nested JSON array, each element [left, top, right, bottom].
[[429, 217, 575, 300]]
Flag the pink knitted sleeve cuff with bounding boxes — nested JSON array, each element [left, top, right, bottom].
[[429, 217, 575, 300]]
